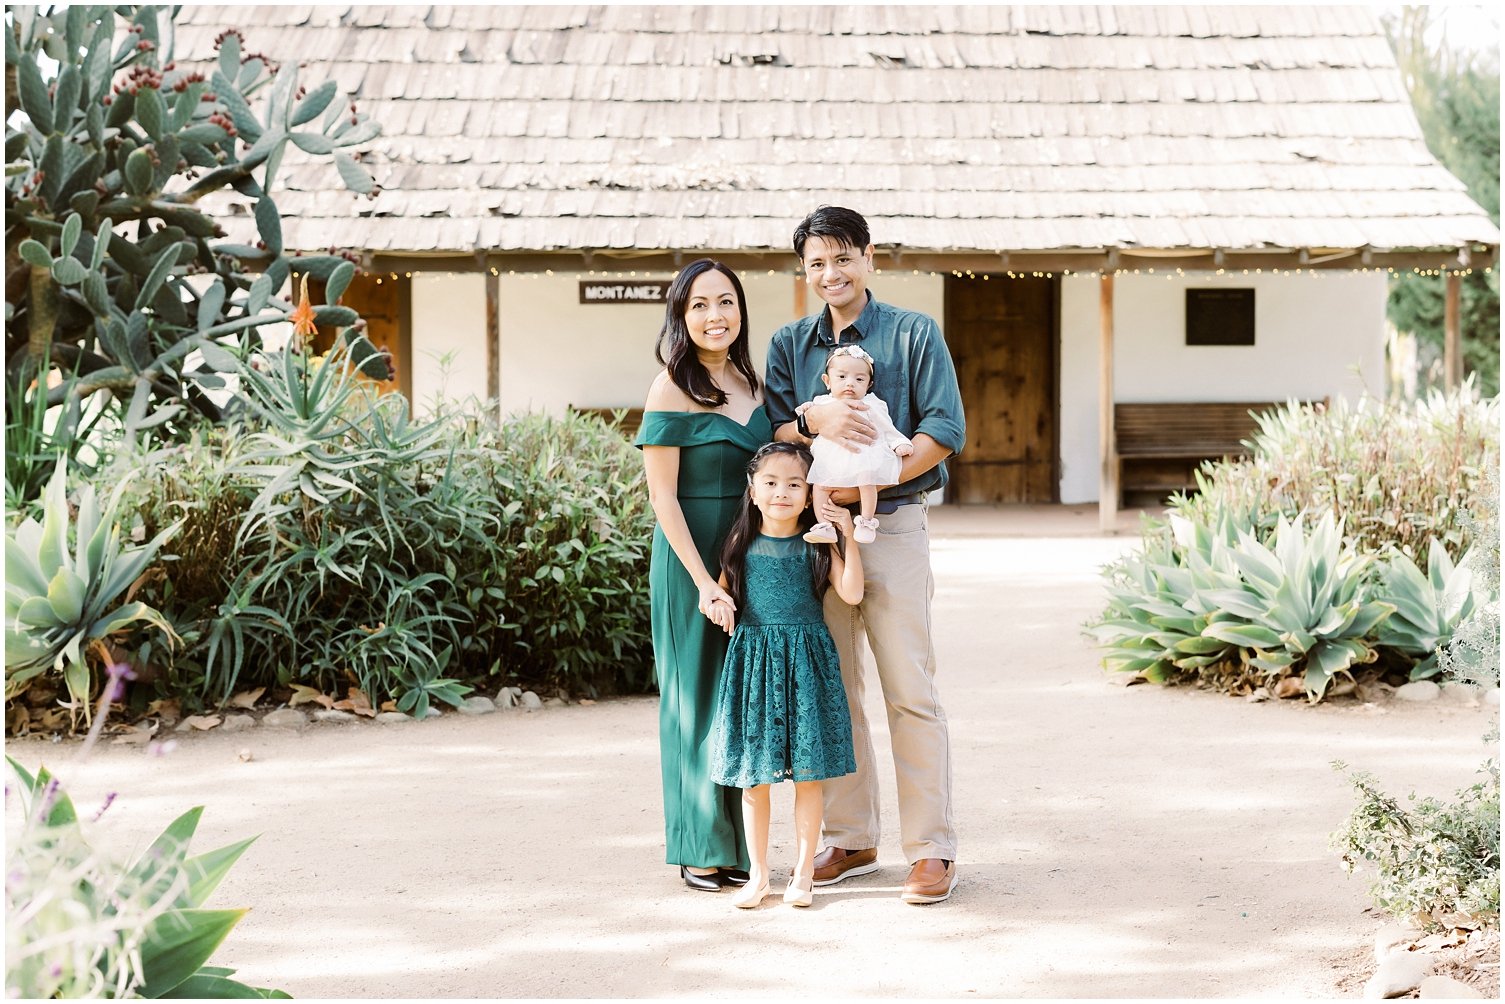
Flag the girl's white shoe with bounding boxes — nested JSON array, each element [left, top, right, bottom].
[[853, 516, 879, 543], [732, 880, 770, 909], [783, 877, 814, 908]]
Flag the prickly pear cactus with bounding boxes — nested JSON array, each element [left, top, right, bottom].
[[4, 5, 387, 499]]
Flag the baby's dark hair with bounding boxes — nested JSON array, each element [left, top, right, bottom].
[[718, 442, 833, 611]]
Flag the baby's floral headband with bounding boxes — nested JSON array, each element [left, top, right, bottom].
[[830, 345, 873, 365]]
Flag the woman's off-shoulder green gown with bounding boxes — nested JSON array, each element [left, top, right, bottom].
[[634, 407, 769, 869]]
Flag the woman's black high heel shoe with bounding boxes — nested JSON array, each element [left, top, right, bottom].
[[719, 868, 751, 887], [681, 866, 724, 892]]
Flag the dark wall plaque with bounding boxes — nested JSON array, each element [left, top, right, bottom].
[[578, 281, 667, 304], [1186, 288, 1255, 346]]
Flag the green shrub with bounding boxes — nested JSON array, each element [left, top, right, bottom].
[[1172, 386, 1497, 557], [4, 757, 287, 998], [1331, 760, 1500, 932], [1441, 466, 1500, 689], [99, 347, 653, 715]]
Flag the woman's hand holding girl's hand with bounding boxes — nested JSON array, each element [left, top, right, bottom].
[[698, 581, 735, 615], [704, 597, 736, 635]]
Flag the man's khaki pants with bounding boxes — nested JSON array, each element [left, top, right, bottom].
[[820, 503, 957, 864]]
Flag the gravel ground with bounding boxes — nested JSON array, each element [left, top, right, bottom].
[[6, 516, 1497, 998]]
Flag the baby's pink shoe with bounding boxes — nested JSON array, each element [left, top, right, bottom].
[[854, 516, 879, 543], [803, 522, 838, 544]]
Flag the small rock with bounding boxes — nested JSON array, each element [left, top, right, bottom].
[[1374, 923, 1424, 962], [1440, 683, 1481, 705], [1273, 676, 1305, 699], [1328, 677, 1358, 698], [375, 711, 414, 724], [220, 714, 257, 733], [419, 705, 443, 719], [458, 696, 496, 716], [1246, 687, 1271, 703], [496, 687, 522, 708], [544, 697, 566, 708], [1418, 974, 1483, 998], [237, 748, 253, 762], [1364, 949, 1433, 999], [261, 708, 307, 729], [313, 709, 357, 724], [1395, 681, 1442, 702], [520, 690, 543, 711]]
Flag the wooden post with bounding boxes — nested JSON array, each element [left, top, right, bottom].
[[485, 266, 500, 418], [1099, 271, 1117, 532], [1444, 269, 1462, 390]]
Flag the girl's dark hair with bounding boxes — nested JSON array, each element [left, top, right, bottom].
[[719, 442, 833, 612], [654, 258, 760, 408], [792, 206, 871, 260]]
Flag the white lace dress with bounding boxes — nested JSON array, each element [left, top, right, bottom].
[[805, 393, 912, 487]]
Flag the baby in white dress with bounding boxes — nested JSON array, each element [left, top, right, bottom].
[[798, 345, 913, 545]]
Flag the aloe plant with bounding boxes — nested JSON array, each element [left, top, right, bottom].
[[1377, 540, 1488, 680], [5, 756, 288, 999], [5, 5, 383, 500], [4, 458, 179, 715]]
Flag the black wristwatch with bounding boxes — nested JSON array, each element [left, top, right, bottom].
[[796, 411, 814, 439]]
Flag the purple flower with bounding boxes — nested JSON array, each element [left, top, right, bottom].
[[91, 791, 118, 822], [105, 662, 138, 703]]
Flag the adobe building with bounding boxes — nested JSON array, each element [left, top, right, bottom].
[[179, 5, 1500, 524]]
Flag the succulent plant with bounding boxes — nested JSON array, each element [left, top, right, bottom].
[[5, 5, 385, 500]]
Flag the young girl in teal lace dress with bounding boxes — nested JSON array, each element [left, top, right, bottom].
[[702, 442, 864, 909]]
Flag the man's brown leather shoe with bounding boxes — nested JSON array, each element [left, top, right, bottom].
[[901, 858, 957, 904], [811, 846, 879, 886]]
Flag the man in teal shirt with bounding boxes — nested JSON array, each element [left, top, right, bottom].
[[765, 206, 965, 904]]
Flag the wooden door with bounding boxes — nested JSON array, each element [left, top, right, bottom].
[[943, 275, 1058, 503], [309, 272, 412, 403]]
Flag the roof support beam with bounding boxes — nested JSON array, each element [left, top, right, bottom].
[[361, 246, 1497, 277], [1099, 270, 1118, 533], [1445, 270, 1462, 390]]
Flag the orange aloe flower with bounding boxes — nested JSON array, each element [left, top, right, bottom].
[[289, 274, 318, 349]]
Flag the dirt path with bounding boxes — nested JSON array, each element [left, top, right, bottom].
[[7, 525, 1496, 998]]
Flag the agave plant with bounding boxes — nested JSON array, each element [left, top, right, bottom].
[[5, 757, 287, 999], [1376, 540, 1488, 680], [1194, 513, 1395, 698], [3, 458, 179, 715]]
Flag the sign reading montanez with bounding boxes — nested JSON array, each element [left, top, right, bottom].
[[579, 281, 667, 304]]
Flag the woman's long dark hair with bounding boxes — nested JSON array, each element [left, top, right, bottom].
[[655, 258, 760, 408], [719, 442, 833, 612]]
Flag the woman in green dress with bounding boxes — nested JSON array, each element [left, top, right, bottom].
[[636, 259, 771, 891]]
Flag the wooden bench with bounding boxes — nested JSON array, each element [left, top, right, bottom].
[[1114, 401, 1317, 503], [571, 406, 645, 438]]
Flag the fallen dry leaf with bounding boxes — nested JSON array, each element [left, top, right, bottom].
[[288, 684, 334, 709], [380, 699, 398, 712], [181, 714, 222, 731], [147, 698, 181, 722], [579, 698, 597, 706], [332, 687, 376, 718], [228, 687, 266, 709], [112, 724, 157, 745]]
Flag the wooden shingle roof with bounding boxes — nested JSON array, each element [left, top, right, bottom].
[[177, 5, 1500, 260]]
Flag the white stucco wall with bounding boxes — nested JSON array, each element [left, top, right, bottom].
[[1058, 270, 1389, 503], [410, 272, 489, 411], [491, 268, 944, 417]]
